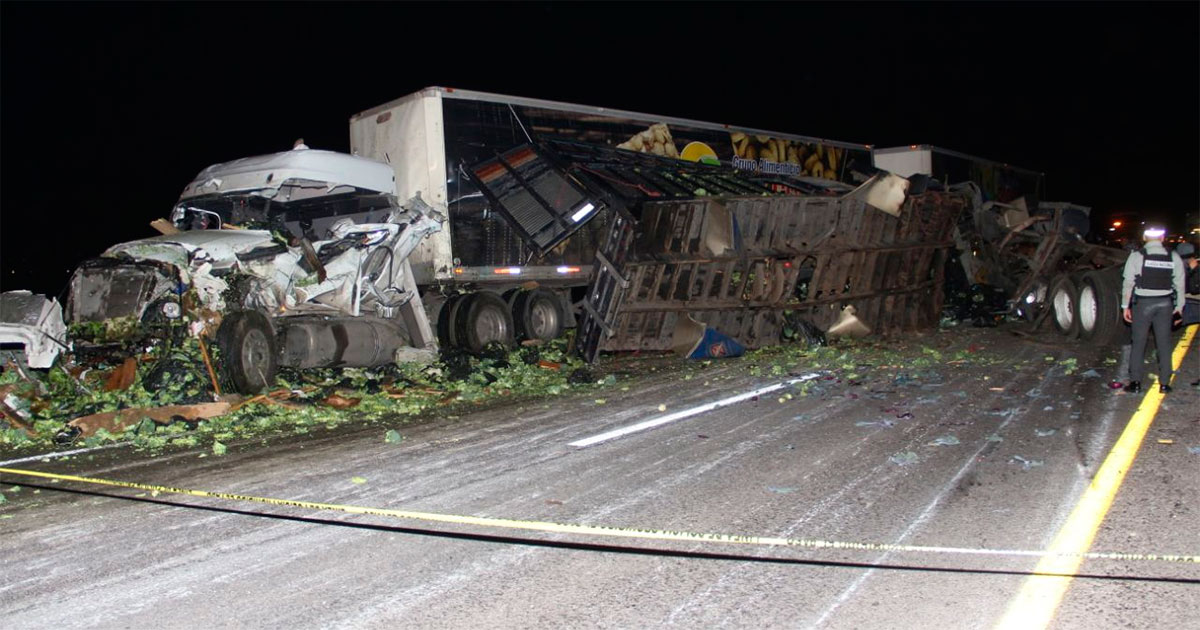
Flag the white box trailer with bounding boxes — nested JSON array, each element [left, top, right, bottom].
[[350, 87, 876, 351], [872, 144, 1045, 204], [351, 87, 876, 284]]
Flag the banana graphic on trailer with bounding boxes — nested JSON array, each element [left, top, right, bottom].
[[731, 132, 843, 180], [613, 124, 844, 180], [615, 123, 680, 158]]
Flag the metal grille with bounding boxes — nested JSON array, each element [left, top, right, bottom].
[[66, 262, 171, 323], [468, 144, 602, 256]]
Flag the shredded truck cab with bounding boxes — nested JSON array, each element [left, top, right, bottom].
[[64, 147, 443, 393]]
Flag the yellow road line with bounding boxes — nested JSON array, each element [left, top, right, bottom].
[[995, 325, 1197, 629]]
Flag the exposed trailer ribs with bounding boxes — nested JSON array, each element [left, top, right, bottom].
[[579, 191, 967, 362]]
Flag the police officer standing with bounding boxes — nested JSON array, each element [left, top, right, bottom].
[[1121, 225, 1186, 393]]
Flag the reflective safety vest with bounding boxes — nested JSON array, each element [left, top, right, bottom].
[[1136, 247, 1175, 291]]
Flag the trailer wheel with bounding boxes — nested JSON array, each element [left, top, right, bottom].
[[1049, 274, 1079, 337], [216, 311, 277, 394], [454, 292, 514, 353], [513, 289, 564, 342], [1077, 269, 1122, 345]]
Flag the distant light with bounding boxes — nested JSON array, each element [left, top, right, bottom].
[[571, 203, 596, 223], [493, 267, 522, 275], [453, 267, 464, 275], [556, 266, 581, 274], [1109, 227, 1116, 231], [1112, 220, 1122, 227]]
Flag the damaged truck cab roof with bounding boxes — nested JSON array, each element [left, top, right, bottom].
[[178, 149, 397, 200]]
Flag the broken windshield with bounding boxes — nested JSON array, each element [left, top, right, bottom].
[[172, 187, 400, 241]]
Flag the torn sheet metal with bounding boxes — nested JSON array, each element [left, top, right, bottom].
[[0, 291, 69, 368], [846, 172, 911, 217], [825, 305, 871, 338], [105, 229, 276, 275]]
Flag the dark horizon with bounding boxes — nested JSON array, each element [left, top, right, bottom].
[[3, 2, 1197, 297]]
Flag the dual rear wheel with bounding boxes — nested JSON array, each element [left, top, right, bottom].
[[1047, 268, 1123, 345], [437, 289, 565, 353]]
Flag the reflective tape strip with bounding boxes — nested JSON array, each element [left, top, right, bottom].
[[1, 467, 1195, 565]]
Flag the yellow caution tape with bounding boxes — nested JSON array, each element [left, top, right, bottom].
[[1, 467, 1196, 565]]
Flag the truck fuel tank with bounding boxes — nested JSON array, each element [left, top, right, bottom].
[[278, 316, 410, 369]]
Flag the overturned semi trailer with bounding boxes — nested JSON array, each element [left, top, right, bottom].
[[578, 189, 967, 361]]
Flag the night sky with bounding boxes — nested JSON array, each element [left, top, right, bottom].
[[2, 2, 1196, 298]]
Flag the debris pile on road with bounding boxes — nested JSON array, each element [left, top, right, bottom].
[[941, 283, 1010, 327], [0, 337, 613, 454]]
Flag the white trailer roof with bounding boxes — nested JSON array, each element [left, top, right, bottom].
[[874, 144, 1043, 176], [350, 86, 872, 152], [179, 149, 396, 200]]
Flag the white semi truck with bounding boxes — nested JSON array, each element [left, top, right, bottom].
[[4, 89, 965, 392]]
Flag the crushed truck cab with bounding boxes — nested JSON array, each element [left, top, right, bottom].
[[65, 148, 444, 392]]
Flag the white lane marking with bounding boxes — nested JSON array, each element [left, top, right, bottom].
[[0, 442, 130, 467], [568, 373, 821, 448], [807, 370, 1039, 629]]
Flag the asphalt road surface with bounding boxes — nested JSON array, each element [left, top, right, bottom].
[[3, 325, 1198, 629]]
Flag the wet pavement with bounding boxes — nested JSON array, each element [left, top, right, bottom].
[[2, 324, 1198, 629]]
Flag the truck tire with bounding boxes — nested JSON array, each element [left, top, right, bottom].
[[437, 294, 466, 349], [216, 311, 278, 394], [512, 289, 565, 342], [1049, 274, 1079, 337], [1077, 269, 1121, 345], [454, 292, 514, 353]]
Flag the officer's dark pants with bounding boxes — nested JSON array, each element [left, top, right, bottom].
[[1129, 295, 1174, 384]]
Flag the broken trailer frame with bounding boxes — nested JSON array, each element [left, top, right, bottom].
[[578, 189, 968, 361], [874, 145, 1131, 348]]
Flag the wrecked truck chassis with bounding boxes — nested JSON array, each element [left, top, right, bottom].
[[579, 191, 966, 360]]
